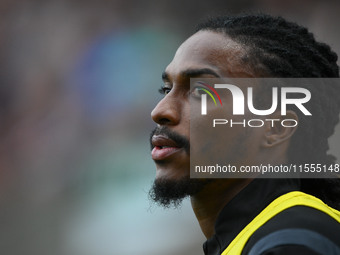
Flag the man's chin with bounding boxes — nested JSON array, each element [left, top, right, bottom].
[[149, 176, 212, 208]]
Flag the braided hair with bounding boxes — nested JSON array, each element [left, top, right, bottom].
[[196, 14, 340, 209]]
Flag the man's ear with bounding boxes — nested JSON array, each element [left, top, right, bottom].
[[263, 110, 298, 147]]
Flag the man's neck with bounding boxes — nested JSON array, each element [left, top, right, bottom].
[[190, 178, 253, 238]]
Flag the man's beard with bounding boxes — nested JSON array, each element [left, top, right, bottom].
[[149, 126, 211, 208], [149, 177, 212, 208]]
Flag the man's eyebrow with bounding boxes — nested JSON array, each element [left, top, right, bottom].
[[162, 68, 220, 81], [181, 68, 220, 78], [162, 71, 169, 81]]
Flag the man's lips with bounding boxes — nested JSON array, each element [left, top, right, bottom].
[[151, 135, 182, 160]]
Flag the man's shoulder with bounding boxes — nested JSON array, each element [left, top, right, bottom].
[[242, 205, 340, 255]]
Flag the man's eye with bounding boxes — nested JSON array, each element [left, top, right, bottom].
[[158, 86, 172, 95]]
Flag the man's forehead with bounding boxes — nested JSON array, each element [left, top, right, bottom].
[[164, 31, 255, 79], [179, 30, 243, 52]]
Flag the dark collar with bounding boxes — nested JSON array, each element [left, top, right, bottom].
[[203, 178, 301, 255]]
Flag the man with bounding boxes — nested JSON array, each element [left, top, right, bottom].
[[149, 14, 340, 254]]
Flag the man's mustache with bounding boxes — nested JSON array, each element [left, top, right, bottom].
[[150, 126, 190, 154]]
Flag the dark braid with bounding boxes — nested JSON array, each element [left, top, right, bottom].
[[196, 14, 340, 209]]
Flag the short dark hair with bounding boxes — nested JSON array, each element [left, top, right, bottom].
[[196, 14, 340, 208]]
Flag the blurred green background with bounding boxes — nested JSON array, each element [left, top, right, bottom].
[[0, 0, 339, 254]]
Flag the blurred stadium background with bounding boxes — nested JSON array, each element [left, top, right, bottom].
[[0, 0, 339, 254]]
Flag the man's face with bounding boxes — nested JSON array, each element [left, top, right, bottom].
[[149, 30, 263, 206]]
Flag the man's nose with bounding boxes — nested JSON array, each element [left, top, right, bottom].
[[151, 95, 181, 125]]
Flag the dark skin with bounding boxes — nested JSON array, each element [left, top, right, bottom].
[[151, 31, 297, 238]]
